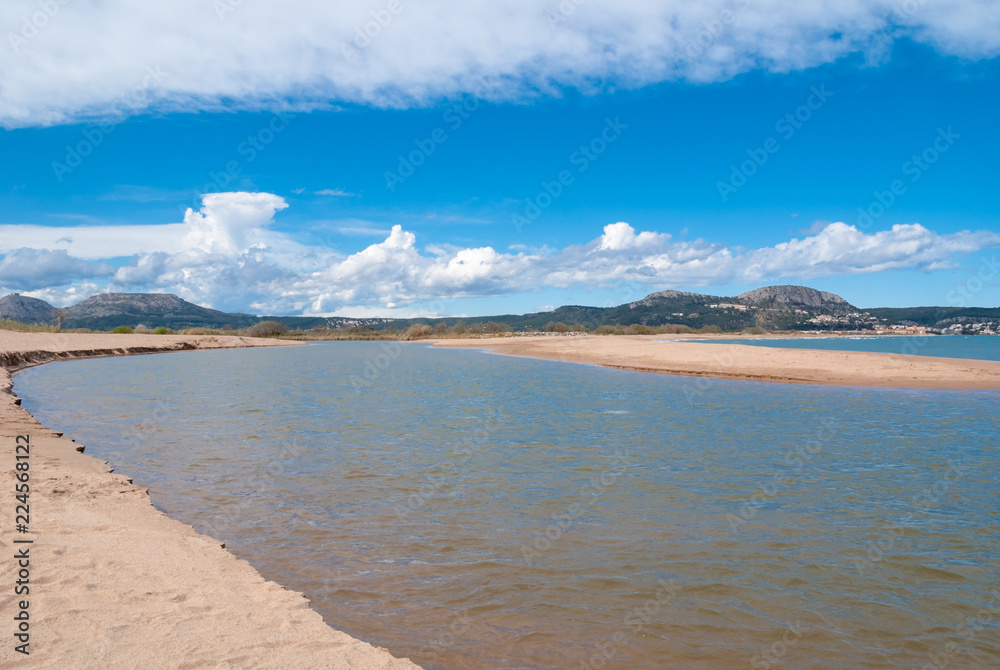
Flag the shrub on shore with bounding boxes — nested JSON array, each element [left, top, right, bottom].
[[177, 327, 224, 335], [405, 324, 433, 340], [112, 326, 134, 334], [594, 323, 692, 336], [154, 327, 170, 334], [483, 321, 511, 334], [547, 322, 589, 333], [0, 318, 61, 333], [246, 321, 290, 338]]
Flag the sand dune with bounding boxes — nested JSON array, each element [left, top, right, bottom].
[[430, 334, 1000, 390], [0, 332, 420, 670]]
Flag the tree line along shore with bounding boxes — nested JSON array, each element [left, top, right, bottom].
[[0, 316, 791, 341]]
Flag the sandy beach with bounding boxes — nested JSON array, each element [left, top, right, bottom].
[[1, 332, 420, 669], [430, 334, 1000, 390]]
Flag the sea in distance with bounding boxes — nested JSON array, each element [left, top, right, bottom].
[[14, 341, 1000, 669], [671, 334, 1000, 362]]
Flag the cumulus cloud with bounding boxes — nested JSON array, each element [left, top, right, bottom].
[[1, 0, 998, 127], [180, 192, 289, 255], [2, 193, 998, 314], [292, 219, 1000, 313], [599, 222, 670, 251], [0, 248, 115, 290], [737, 221, 990, 279], [0, 192, 295, 260]]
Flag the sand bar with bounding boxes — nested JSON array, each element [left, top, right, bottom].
[[431, 334, 1000, 390], [1, 332, 420, 669]]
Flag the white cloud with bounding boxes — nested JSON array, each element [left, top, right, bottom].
[[0, 192, 294, 259], [21, 282, 109, 309], [2, 193, 998, 314], [739, 222, 997, 280], [0, 221, 189, 259], [336, 226, 392, 237], [180, 191, 288, 255], [599, 222, 670, 251], [0, 248, 114, 290], [315, 188, 356, 197], [1, 0, 998, 128]]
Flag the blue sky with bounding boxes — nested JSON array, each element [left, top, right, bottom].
[[1, 1, 998, 317]]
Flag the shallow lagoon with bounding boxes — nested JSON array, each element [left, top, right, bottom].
[[16, 342, 1000, 668]]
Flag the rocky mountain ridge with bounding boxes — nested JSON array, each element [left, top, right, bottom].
[[0, 287, 996, 333], [0, 294, 56, 324]]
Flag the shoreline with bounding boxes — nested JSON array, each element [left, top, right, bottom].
[[429, 334, 1000, 390], [0, 332, 420, 669]]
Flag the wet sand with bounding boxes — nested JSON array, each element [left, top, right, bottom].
[[0, 332, 420, 669], [430, 334, 1000, 390]]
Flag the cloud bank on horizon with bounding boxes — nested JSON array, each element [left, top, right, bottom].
[[2, 0, 999, 127], [0, 192, 996, 315]]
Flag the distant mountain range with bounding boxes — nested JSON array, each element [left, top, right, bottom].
[[390, 285, 880, 332], [1, 287, 998, 333], [0, 292, 385, 331]]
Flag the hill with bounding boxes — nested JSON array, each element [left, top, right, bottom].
[[737, 285, 852, 311], [381, 285, 878, 332], [0, 292, 391, 331], [61, 293, 260, 331], [866, 306, 1000, 328], [0, 294, 57, 324], [1, 287, 995, 334]]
